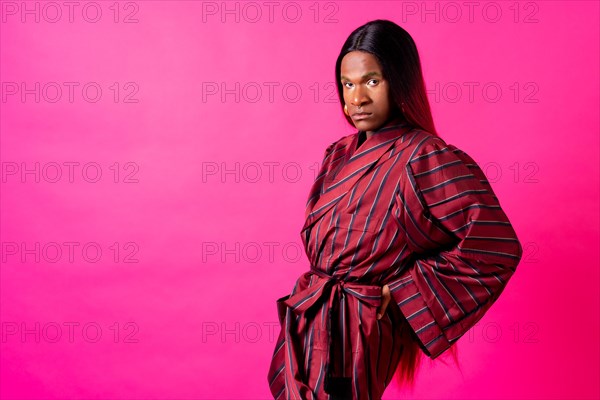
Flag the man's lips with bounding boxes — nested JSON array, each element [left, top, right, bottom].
[[352, 112, 372, 120]]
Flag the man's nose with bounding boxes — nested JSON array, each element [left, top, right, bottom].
[[351, 86, 369, 106]]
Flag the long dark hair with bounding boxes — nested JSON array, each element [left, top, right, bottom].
[[335, 19, 460, 389], [335, 19, 440, 138]]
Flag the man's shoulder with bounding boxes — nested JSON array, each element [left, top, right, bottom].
[[323, 131, 357, 156]]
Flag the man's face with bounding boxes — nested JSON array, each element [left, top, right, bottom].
[[340, 51, 391, 134]]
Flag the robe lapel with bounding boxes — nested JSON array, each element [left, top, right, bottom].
[[301, 122, 413, 234]]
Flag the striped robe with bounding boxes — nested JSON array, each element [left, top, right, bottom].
[[267, 121, 523, 399]]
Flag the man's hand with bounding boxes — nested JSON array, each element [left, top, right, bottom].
[[377, 284, 391, 320]]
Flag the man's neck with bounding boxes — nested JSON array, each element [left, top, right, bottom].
[[364, 115, 407, 140]]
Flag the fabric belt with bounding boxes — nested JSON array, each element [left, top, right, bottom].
[[282, 268, 383, 394]]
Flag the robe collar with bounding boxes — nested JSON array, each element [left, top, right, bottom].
[[301, 118, 414, 234]]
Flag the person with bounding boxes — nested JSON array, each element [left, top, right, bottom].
[[267, 19, 523, 400]]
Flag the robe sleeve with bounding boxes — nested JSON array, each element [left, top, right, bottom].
[[386, 136, 523, 359]]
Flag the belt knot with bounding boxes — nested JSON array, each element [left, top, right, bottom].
[[281, 268, 383, 394]]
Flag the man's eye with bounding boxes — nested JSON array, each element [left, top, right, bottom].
[[368, 79, 379, 85], [343, 82, 354, 88]]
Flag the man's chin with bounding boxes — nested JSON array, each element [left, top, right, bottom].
[[353, 119, 383, 131]]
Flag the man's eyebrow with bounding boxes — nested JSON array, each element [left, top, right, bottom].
[[340, 71, 382, 81]]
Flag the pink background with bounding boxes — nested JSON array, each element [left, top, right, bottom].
[[1, 1, 598, 399]]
